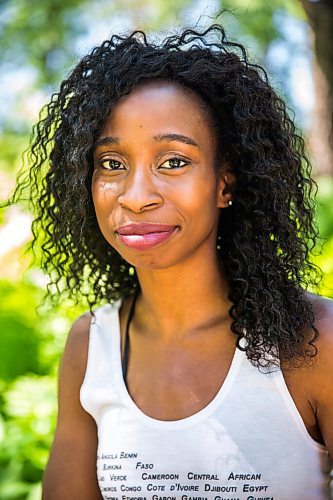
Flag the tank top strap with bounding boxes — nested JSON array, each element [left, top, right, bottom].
[[80, 300, 123, 421], [122, 290, 140, 383]]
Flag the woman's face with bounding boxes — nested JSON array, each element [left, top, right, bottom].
[[92, 80, 231, 269]]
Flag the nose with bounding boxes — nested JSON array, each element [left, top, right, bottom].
[[117, 166, 163, 213]]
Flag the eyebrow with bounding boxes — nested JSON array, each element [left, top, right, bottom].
[[153, 133, 200, 149], [94, 133, 200, 150], [94, 136, 120, 148]]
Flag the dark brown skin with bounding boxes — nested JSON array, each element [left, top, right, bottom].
[[42, 81, 333, 499]]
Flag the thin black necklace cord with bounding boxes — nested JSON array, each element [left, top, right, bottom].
[[122, 289, 140, 384]]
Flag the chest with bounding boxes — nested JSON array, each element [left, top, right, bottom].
[[95, 334, 330, 500], [119, 302, 322, 443], [125, 332, 237, 421]]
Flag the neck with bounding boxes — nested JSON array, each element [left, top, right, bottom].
[[133, 249, 231, 340]]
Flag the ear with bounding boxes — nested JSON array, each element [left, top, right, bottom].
[[216, 163, 235, 208]]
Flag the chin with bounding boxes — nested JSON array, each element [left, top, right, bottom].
[[123, 254, 176, 270], [114, 245, 184, 270]]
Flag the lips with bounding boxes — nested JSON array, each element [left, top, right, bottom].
[[115, 223, 178, 250], [116, 223, 177, 235]]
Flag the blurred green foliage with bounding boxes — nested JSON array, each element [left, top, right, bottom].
[[0, 277, 83, 499], [220, 0, 305, 50], [0, 0, 89, 87]]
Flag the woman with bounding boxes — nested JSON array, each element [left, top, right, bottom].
[[18, 25, 332, 498]]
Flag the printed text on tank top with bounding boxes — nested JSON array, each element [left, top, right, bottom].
[[80, 301, 332, 499]]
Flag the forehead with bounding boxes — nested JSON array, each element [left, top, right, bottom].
[[98, 80, 216, 143]]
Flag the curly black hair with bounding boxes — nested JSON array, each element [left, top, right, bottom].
[[10, 24, 321, 368]]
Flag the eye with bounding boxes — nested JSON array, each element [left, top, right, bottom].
[[159, 157, 189, 169], [99, 159, 125, 171]]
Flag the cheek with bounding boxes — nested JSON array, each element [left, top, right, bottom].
[[92, 177, 115, 210], [177, 174, 218, 220], [91, 177, 119, 232]]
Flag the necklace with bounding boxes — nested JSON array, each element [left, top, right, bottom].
[[122, 289, 140, 384]]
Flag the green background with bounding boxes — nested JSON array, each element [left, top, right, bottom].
[[0, 1, 332, 498]]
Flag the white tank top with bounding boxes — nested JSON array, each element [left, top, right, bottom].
[[80, 300, 333, 500]]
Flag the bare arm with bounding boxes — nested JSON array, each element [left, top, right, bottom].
[[42, 313, 103, 500]]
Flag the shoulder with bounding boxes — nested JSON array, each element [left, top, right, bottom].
[[70, 311, 93, 336], [68, 311, 93, 346], [303, 292, 333, 404], [63, 301, 122, 370], [283, 292, 333, 407], [65, 303, 116, 355], [306, 292, 333, 356], [61, 312, 93, 378], [304, 292, 333, 454], [307, 291, 333, 318]]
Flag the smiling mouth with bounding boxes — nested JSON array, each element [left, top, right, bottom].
[[116, 226, 178, 250]]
